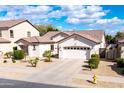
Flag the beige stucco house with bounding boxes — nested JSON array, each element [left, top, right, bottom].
[[116, 39, 124, 58], [0, 19, 39, 53], [16, 30, 106, 60]]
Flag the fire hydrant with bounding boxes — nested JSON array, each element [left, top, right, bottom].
[[92, 74, 97, 84]]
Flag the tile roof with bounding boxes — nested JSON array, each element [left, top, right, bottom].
[[0, 19, 26, 29], [17, 30, 104, 44], [0, 37, 11, 43], [118, 38, 124, 43], [17, 36, 55, 44]]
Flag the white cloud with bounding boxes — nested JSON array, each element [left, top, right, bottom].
[[23, 6, 52, 14], [66, 17, 80, 24], [95, 17, 124, 25]]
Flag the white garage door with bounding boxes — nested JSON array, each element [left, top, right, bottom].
[[62, 46, 90, 60]]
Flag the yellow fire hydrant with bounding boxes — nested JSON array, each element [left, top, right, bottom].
[[92, 74, 97, 84]]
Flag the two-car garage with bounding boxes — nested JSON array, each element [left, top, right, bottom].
[[60, 46, 91, 60]]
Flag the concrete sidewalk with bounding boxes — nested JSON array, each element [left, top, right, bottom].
[[74, 74, 124, 83]]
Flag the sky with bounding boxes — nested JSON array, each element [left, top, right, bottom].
[[0, 5, 124, 35]]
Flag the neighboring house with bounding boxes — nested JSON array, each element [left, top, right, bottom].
[[116, 39, 124, 58], [0, 19, 39, 52], [16, 30, 106, 60]]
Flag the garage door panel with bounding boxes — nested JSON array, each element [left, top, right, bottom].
[[61, 47, 90, 60]]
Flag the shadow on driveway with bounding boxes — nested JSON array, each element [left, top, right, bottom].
[[0, 78, 72, 88]]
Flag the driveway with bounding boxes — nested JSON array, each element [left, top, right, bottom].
[[24, 59, 83, 86]]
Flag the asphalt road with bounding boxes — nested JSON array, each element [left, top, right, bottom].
[[0, 78, 72, 88]]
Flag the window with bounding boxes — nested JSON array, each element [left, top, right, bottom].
[[33, 45, 36, 51], [0, 31, 2, 37], [87, 48, 90, 50], [27, 31, 31, 37], [74, 47, 76, 50], [71, 47, 73, 49], [10, 30, 14, 38], [51, 45, 54, 51], [77, 47, 80, 50]]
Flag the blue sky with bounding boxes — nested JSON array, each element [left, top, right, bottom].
[[0, 5, 124, 35]]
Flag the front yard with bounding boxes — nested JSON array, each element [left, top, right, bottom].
[[0, 55, 124, 88], [0, 57, 59, 80], [67, 59, 124, 88], [80, 59, 124, 77]]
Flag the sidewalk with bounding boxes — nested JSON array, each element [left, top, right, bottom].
[[73, 74, 124, 83]]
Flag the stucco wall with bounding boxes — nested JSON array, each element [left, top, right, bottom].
[[0, 43, 12, 53], [28, 45, 40, 57], [121, 46, 124, 58], [28, 44, 51, 57], [100, 35, 106, 48]]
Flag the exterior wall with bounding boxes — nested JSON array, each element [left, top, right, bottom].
[[52, 43, 58, 55], [0, 43, 12, 53], [39, 44, 51, 57], [28, 45, 40, 57], [58, 35, 98, 59], [52, 33, 68, 55], [1, 30, 10, 38], [100, 35, 106, 48], [120, 46, 124, 58], [28, 44, 51, 57], [0, 21, 39, 52]]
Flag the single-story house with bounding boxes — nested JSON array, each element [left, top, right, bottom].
[[16, 30, 106, 60]]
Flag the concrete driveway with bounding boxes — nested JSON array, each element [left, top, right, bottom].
[[24, 59, 83, 86]]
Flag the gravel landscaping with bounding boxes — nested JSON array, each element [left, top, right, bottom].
[[80, 59, 124, 77]]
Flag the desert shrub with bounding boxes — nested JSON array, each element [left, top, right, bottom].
[[4, 52, 13, 58], [89, 56, 100, 70], [116, 58, 124, 68], [13, 50, 25, 60], [3, 60, 7, 63], [43, 50, 52, 62], [28, 57, 39, 67]]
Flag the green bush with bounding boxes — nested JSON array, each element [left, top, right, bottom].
[[89, 55, 100, 69], [116, 58, 124, 68], [43, 50, 52, 62], [28, 57, 39, 67], [13, 50, 25, 60], [91, 54, 100, 59]]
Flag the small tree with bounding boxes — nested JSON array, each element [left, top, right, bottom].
[[43, 50, 52, 62]]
